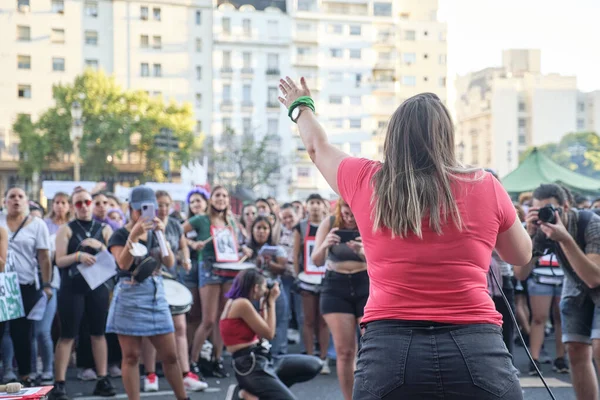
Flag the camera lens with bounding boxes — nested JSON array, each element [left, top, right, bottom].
[[538, 205, 556, 224]]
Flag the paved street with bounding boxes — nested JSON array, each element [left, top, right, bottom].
[[65, 339, 577, 400]]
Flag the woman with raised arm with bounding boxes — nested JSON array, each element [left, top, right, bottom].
[[278, 77, 532, 399]]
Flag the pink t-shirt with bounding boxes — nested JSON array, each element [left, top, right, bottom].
[[337, 157, 516, 326]]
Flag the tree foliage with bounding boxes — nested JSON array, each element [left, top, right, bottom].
[[13, 70, 200, 181], [520, 132, 600, 179], [210, 129, 282, 192]]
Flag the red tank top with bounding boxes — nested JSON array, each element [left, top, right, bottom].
[[219, 318, 258, 346]]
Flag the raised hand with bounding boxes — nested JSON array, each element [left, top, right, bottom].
[[278, 77, 311, 109]]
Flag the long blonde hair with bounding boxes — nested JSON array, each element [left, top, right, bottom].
[[371, 93, 481, 238]]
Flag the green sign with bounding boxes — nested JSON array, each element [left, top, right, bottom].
[[0, 272, 25, 322]]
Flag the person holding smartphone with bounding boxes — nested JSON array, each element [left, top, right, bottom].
[[311, 197, 367, 400]]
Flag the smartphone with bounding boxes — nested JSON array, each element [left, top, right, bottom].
[[334, 230, 360, 243], [141, 202, 156, 222]]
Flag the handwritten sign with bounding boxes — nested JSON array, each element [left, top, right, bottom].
[[0, 273, 25, 323]]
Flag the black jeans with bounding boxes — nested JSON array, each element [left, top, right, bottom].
[[232, 347, 322, 400], [353, 320, 522, 400], [0, 284, 40, 377]]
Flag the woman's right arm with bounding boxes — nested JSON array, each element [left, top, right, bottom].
[[293, 230, 301, 276], [111, 244, 135, 271], [55, 225, 77, 268], [236, 297, 277, 340], [496, 218, 532, 267]]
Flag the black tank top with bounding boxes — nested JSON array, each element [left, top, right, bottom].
[[67, 219, 105, 258]]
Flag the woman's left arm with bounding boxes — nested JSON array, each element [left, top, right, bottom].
[[155, 218, 176, 268], [278, 77, 348, 194], [101, 225, 113, 251], [0, 227, 7, 273]]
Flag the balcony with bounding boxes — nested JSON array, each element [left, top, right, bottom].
[[266, 68, 280, 77], [373, 60, 395, 70], [241, 101, 253, 112], [293, 31, 318, 43], [220, 67, 233, 78], [294, 56, 318, 67], [266, 102, 280, 112], [372, 81, 396, 92], [220, 100, 233, 112], [241, 67, 253, 77], [375, 34, 396, 46]]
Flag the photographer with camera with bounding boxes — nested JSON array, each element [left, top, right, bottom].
[[516, 184, 600, 400], [220, 268, 323, 400]]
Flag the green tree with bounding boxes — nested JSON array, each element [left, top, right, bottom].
[[13, 70, 200, 182], [520, 132, 600, 179], [210, 129, 283, 192]]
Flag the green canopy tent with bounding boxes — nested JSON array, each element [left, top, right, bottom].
[[501, 148, 600, 196]]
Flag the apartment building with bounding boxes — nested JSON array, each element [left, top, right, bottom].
[[211, 0, 292, 199], [289, 0, 447, 200], [0, 0, 212, 193], [455, 49, 598, 178]]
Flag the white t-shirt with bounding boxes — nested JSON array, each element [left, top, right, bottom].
[[0, 215, 51, 285]]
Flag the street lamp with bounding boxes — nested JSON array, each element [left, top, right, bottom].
[[70, 101, 84, 181]]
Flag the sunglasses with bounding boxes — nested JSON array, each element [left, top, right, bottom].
[[75, 199, 92, 208]]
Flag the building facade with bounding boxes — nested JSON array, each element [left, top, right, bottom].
[[455, 49, 597, 178], [0, 0, 213, 194]]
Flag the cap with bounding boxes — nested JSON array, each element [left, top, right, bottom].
[[306, 193, 323, 202], [129, 186, 158, 211]]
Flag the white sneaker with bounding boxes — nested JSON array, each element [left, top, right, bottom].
[[77, 368, 97, 381], [183, 372, 208, 391], [320, 358, 331, 375], [108, 364, 122, 378], [144, 373, 159, 392]]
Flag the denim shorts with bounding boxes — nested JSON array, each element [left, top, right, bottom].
[[526, 277, 562, 297], [180, 259, 200, 288], [106, 276, 174, 337], [198, 261, 235, 288], [320, 269, 369, 317], [560, 278, 600, 344], [353, 320, 522, 400]]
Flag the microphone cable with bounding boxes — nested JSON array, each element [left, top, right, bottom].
[[489, 267, 558, 400]]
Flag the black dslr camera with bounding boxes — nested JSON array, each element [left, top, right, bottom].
[[532, 204, 562, 257], [537, 204, 559, 224], [266, 279, 275, 290]]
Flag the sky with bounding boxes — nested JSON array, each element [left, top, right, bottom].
[[438, 0, 600, 105]]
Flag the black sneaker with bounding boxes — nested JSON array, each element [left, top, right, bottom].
[[21, 377, 36, 387], [225, 384, 241, 400], [190, 362, 207, 381], [93, 376, 116, 397], [553, 357, 570, 374], [48, 382, 69, 400], [211, 358, 230, 379], [528, 359, 543, 376]]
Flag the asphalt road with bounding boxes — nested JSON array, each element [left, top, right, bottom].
[[64, 339, 576, 400]]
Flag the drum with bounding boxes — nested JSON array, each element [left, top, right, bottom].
[[212, 262, 256, 278], [163, 279, 193, 315], [297, 272, 323, 294], [531, 267, 564, 286]]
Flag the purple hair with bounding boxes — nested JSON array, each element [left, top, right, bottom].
[[225, 268, 265, 299], [186, 187, 210, 204]]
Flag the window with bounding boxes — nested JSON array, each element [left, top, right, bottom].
[[266, 119, 278, 135], [298, 0, 311, 11], [153, 63, 162, 77], [402, 76, 416, 86], [404, 30, 416, 40], [153, 8, 161, 21], [243, 85, 251, 103], [378, 120, 387, 128], [222, 17, 231, 34], [350, 96, 361, 105], [267, 87, 278, 104], [328, 71, 343, 81], [243, 19, 251, 36], [195, 38, 202, 52], [85, 30, 98, 46], [196, 120, 202, 133], [140, 6, 148, 20], [196, 66, 202, 80], [328, 24, 343, 34], [268, 21, 278, 38], [222, 51, 231, 68], [518, 101, 526, 112], [141, 63, 149, 77], [329, 96, 342, 104], [297, 22, 311, 31], [17, 0, 30, 8], [223, 118, 232, 131], [196, 93, 202, 107], [349, 142, 361, 153], [17, 55, 31, 70], [52, 57, 65, 71], [350, 25, 361, 35], [85, 59, 98, 69], [330, 48, 342, 58], [331, 118, 343, 128], [403, 52, 416, 64], [195, 10, 201, 25], [518, 133, 526, 145], [518, 118, 526, 129], [349, 119, 361, 129], [243, 52, 252, 68], [267, 53, 279, 69], [18, 84, 31, 99], [152, 36, 161, 49], [52, 0, 64, 13], [140, 35, 149, 48], [17, 25, 31, 41], [438, 54, 447, 65], [223, 85, 231, 101], [438, 77, 446, 87], [243, 118, 252, 135], [51, 28, 65, 44], [373, 2, 392, 16], [297, 167, 310, 178], [577, 118, 585, 130], [85, 1, 98, 17], [578, 102, 585, 112], [349, 49, 361, 59]]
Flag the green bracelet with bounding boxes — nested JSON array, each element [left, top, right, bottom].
[[288, 96, 315, 119]]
